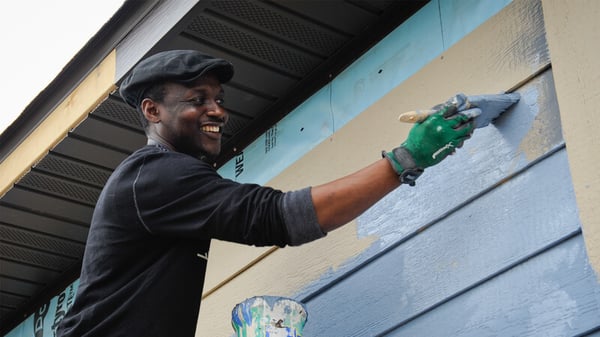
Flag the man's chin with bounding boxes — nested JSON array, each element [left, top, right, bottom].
[[198, 148, 221, 161]]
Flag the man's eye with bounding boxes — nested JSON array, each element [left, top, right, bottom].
[[189, 97, 207, 105], [181, 97, 225, 106]]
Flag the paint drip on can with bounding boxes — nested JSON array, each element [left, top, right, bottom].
[[231, 296, 308, 337]]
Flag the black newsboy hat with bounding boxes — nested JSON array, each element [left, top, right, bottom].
[[119, 50, 234, 108]]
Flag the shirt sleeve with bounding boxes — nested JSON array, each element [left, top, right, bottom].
[[132, 149, 324, 247], [280, 187, 326, 246]]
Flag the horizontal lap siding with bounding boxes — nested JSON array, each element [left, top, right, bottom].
[[385, 234, 600, 337], [197, 1, 600, 335], [304, 146, 596, 335]]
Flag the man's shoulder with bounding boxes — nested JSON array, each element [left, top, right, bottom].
[[125, 145, 208, 166], [122, 146, 219, 179]]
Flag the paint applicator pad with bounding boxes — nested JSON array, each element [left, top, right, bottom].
[[398, 92, 521, 129], [454, 92, 521, 128]]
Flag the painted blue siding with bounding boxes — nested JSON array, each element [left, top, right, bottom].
[[301, 144, 596, 335], [385, 234, 600, 337]]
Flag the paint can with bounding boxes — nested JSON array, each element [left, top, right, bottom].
[[231, 296, 308, 337]]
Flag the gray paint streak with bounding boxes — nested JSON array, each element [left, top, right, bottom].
[[357, 69, 561, 247]]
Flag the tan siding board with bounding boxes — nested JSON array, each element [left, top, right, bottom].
[[542, 0, 600, 277]]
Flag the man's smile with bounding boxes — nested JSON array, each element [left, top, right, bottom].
[[201, 125, 221, 133]]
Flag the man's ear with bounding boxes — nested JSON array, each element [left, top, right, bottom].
[[141, 98, 160, 124]]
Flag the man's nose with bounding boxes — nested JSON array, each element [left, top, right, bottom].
[[206, 100, 228, 121]]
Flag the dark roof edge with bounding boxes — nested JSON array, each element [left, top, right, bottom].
[[0, 0, 158, 163]]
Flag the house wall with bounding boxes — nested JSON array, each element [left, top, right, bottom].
[[5, 0, 600, 336], [197, 0, 600, 336]]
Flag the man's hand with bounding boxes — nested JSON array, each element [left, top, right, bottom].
[[383, 103, 475, 185], [403, 104, 474, 167]]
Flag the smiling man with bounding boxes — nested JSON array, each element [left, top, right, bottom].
[[57, 50, 474, 337]]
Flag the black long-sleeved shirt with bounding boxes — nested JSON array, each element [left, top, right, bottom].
[[57, 144, 324, 337]]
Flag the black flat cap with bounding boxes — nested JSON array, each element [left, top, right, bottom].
[[119, 50, 234, 108]]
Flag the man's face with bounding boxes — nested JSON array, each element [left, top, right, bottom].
[[153, 74, 228, 158]]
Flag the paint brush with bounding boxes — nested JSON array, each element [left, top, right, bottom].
[[398, 92, 521, 129]]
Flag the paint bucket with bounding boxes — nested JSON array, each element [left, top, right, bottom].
[[231, 296, 308, 337]]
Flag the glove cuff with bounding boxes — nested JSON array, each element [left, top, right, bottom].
[[382, 147, 424, 186]]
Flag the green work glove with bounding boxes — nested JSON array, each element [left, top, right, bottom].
[[383, 104, 474, 186]]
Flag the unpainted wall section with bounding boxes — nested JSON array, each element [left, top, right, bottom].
[[197, 1, 600, 336], [542, 0, 600, 278]]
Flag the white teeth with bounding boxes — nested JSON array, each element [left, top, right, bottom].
[[202, 125, 220, 133]]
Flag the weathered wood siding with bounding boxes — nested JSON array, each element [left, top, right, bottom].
[[197, 0, 600, 336]]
